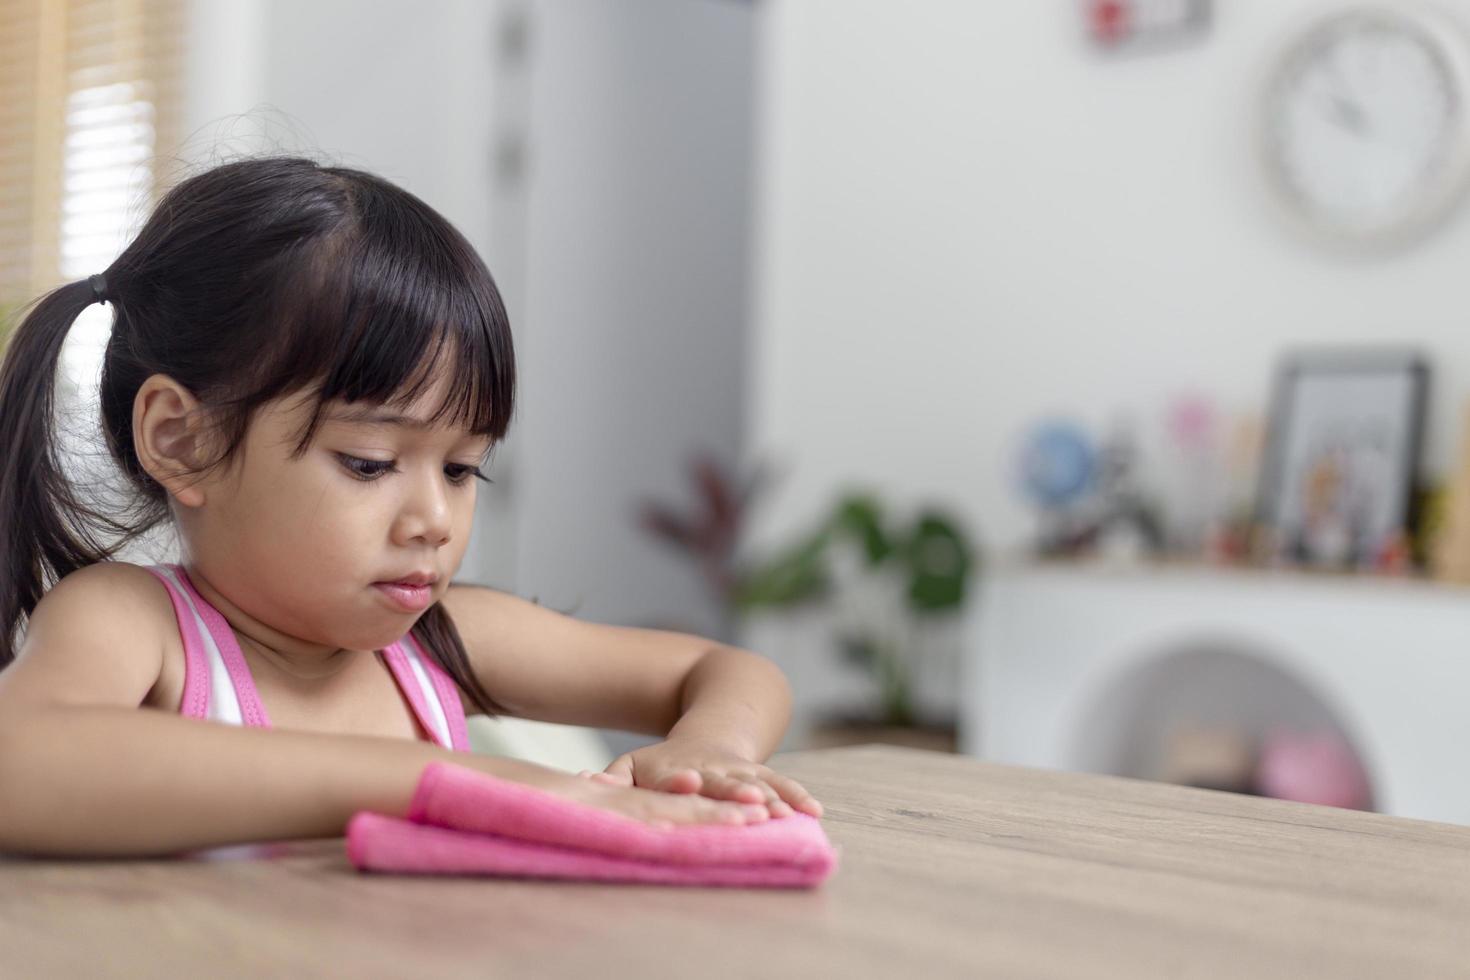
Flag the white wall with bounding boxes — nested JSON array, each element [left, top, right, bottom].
[[747, 0, 1470, 555], [513, 0, 755, 639], [183, 0, 496, 258], [258, 0, 497, 255]]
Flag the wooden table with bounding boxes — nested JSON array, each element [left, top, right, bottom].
[[5, 745, 1469, 978]]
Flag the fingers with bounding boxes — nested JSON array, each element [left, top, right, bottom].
[[584, 766, 773, 811], [745, 777, 795, 818], [679, 772, 797, 819], [662, 770, 820, 820], [599, 755, 635, 786], [765, 772, 824, 818], [703, 771, 823, 819], [642, 789, 769, 828], [652, 768, 703, 794], [697, 772, 768, 805], [575, 773, 767, 828], [727, 775, 795, 817], [618, 779, 824, 829], [581, 763, 823, 822], [583, 766, 717, 797]]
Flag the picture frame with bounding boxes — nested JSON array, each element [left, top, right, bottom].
[[1256, 351, 1428, 568]]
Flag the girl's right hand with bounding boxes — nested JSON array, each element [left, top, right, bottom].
[[483, 762, 772, 829]]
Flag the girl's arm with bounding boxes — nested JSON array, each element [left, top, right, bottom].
[[439, 583, 792, 755], [438, 584, 822, 817], [0, 564, 550, 855], [0, 702, 471, 855], [0, 565, 760, 857]]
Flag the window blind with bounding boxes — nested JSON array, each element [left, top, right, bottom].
[[0, 0, 186, 313]]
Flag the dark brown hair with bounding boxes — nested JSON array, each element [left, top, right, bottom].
[[0, 156, 514, 715]]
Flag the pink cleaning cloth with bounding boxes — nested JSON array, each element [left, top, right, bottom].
[[346, 761, 839, 888]]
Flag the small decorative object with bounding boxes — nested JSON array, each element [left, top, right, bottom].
[[1158, 725, 1256, 795], [1258, 3, 1470, 251], [1016, 417, 1164, 560], [1371, 528, 1415, 576], [1204, 414, 1266, 564], [1257, 351, 1427, 569], [1017, 423, 1099, 558], [1017, 420, 1097, 555], [1255, 729, 1373, 811], [1091, 419, 1167, 561], [1161, 394, 1221, 555], [1019, 420, 1096, 511], [1082, 0, 1212, 55], [1430, 402, 1470, 582]]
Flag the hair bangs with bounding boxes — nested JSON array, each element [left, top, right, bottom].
[[262, 174, 515, 455]]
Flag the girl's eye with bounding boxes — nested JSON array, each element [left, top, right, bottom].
[[336, 454, 490, 486], [337, 454, 396, 481], [445, 464, 491, 487]]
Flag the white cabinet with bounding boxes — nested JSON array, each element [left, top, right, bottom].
[[963, 561, 1470, 824]]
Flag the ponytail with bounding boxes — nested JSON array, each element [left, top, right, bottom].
[[0, 278, 141, 667]]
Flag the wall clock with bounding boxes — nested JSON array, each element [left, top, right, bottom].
[[1260, 4, 1470, 249]]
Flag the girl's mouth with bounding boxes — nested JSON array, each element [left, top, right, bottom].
[[373, 581, 433, 612]]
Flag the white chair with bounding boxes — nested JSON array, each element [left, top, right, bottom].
[[466, 714, 615, 774]]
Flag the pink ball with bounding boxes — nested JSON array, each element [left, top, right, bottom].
[[1255, 729, 1373, 810]]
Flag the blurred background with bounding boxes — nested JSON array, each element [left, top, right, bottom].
[[6, 0, 1470, 824]]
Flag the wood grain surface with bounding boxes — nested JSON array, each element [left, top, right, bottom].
[[4, 745, 1468, 979]]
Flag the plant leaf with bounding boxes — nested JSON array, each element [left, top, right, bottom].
[[905, 513, 972, 611], [833, 493, 892, 565], [732, 529, 831, 609]]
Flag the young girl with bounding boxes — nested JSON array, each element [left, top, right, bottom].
[[0, 156, 821, 857]]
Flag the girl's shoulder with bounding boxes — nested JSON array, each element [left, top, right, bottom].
[[5, 561, 177, 711], [42, 560, 177, 616]]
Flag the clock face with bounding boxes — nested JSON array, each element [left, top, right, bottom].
[[1262, 6, 1470, 246]]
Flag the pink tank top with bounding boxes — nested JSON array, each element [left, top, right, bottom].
[[144, 564, 470, 752]]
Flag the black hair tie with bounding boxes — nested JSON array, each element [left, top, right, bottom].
[[89, 273, 109, 306]]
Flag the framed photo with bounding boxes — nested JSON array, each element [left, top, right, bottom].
[[1257, 351, 1428, 568]]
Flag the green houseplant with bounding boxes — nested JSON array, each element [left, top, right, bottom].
[[639, 460, 976, 731], [733, 493, 974, 728]]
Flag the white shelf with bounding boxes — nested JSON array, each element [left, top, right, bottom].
[[963, 559, 1470, 825]]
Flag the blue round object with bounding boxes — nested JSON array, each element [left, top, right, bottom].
[[1018, 422, 1095, 510]]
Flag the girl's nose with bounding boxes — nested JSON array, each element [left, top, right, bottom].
[[394, 468, 453, 547]]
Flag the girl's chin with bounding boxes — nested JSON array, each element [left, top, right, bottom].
[[323, 612, 412, 649], [340, 601, 430, 648]]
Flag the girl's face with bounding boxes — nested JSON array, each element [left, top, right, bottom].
[[179, 377, 493, 658]]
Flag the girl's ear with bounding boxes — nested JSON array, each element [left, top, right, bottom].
[[133, 374, 217, 508]]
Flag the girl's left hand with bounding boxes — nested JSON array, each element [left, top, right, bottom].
[[578, 736, 824, 820]]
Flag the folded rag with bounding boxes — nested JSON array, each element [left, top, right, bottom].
[[346, 761, 839, 888]]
